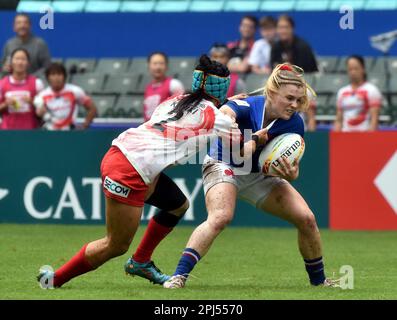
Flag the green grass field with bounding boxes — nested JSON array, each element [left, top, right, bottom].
[[0, 224, 396, 300]]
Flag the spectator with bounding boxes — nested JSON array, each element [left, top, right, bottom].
[[0, 48, 44, 130], [143, 52, 185, 122], [334, 55, 382, 132], [249, 16, 277, 75], [227, 15, 258, 74], [34, 63, 97, 130], [209, 44, 246, 97], [271, 15, 318, 73], [1, 13, 51, 74]]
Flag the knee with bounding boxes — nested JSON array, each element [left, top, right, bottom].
[[171, 199, 190, 216], [106, 237, 131, 257], [208, 211, 233, 233], [296, 211, 318, 234]]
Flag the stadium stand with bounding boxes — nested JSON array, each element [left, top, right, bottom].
[[25, 55, 393, 126], [15, 0, 397, 12]]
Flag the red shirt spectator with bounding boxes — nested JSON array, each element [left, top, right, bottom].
[[143, 52, 184, 121], [0, 48, 44, 129]]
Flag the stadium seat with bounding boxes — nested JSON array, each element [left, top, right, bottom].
[[245, 74, 268, 93], [71, 73, 105, 94], [314, 74, 349, 94], [189, 0, 225, 12], [136, 74, 151, 94], [371, 57, 388, 74], [303, 72, 316, 88], [155, 0, 190, 12], [85, 1, 121, 12], [328, 0, 365, 10], [168, 57, 197, 77], [120, 1, 156, 12], [387, 56, 397, 75], [52, 1, 86, 12], [175, 73, 192, 89], [316, 94, 329, 110], [364, 0, 397, 10], [103, 74, 141, 94], [335, 56, 348, 72], [17, 1, 52, 12], [224, 1, 260, 11], [96, 58, 130, 75], [389, 75, 397, 94], [367, 73, 388, 93], [92, 95, 117, 117], [317, 56, 339, 73], [295, 0, 330, 11], [129, 58, 149, 75], [114, 95, 144, 118], [260, 0, 296, 11], [65, 58, 97, 74]]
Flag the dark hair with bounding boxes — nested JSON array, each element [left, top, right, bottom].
[[260, 16, 277, 29], [10, 47, 30, 62], [14, 13, 31, 24], [45, 62, 67, 80], [346, 54, 367, 81], [241, 15, 259, 28], [147, 51, 169, 65], [278, 14, 295, 28], [169, 55, 230, 120]]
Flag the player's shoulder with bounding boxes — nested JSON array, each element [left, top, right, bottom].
[[227, 95, 265, 108], [362, 81, 381, 93], [337, 83, 352, 95]]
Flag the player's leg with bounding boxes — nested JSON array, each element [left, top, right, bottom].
[[40, 197, 143, 288], [125, 173, 189, 284], [164, 181, 237, 289], [257, 181, 328, 286]]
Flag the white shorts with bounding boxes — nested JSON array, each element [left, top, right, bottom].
[[202, 156, 288, 208]]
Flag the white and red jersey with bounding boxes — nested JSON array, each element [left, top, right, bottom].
[[336, 82, 382, 132], [0, 74, 44, 130], [34, 83, 91, 130], [112, 95, 238, 184], [143, 77, 184, 121]]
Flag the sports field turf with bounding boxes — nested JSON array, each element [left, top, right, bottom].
[[0, 224, 396, 300]]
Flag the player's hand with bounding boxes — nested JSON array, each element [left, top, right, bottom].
[[272, 157, 299, 181], [253, 128, 269, 146], [228, 93, 248, 100]]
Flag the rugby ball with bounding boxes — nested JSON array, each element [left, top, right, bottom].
[[258, 133, 305, 176]]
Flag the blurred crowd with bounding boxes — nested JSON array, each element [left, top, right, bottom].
[[0, 13, 385, 132]]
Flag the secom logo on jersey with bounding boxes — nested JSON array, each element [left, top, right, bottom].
[[104, 176, 131, 198]]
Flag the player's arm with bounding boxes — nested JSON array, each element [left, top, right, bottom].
[[34, 94, 47, 117], [368, 86, 382, 131], [220, 102, 268, 156], [81, 98, 97, 129]]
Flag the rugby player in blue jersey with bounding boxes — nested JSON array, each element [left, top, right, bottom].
[[164, 64, 339, 289]]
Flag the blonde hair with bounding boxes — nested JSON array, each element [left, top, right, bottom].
[[264, 63, 316, 112]]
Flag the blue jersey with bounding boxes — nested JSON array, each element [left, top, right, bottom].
[[209, 95, 304, 172]]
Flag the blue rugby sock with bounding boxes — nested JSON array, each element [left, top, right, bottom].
[[304, 257, 326, 286], [174, 248, 201, 278]]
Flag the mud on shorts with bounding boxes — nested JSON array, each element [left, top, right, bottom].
[[202, 155, 288, 208]]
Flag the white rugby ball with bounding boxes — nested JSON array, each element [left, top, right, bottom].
[[258, 133, 305, 175]]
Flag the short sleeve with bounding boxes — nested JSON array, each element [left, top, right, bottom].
[[35, 79, 45, 92], [225, 99, 251, 123], [170, 79, 185, 95], [367, 84, 382, 108], [72, 85, 91, 106], [336, 88, 344, 110], [33, 92, 45, 110]]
